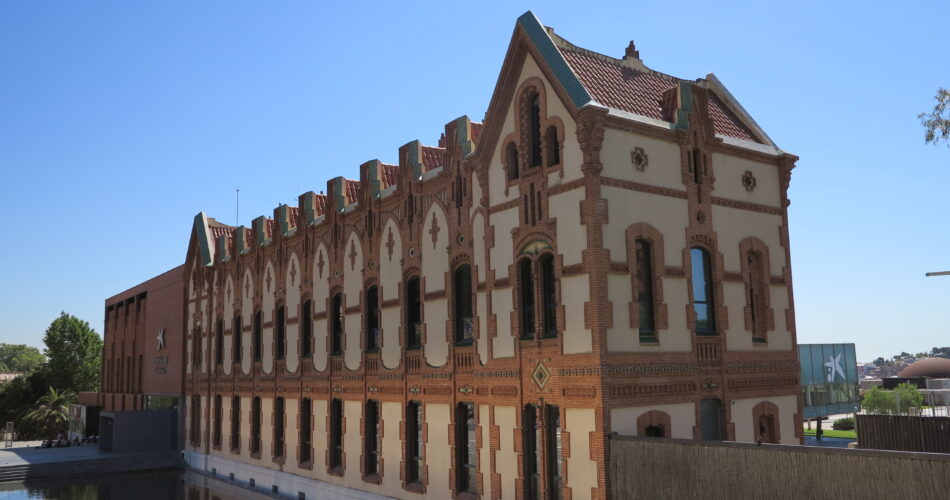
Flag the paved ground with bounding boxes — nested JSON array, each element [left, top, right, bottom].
[[0, 442, 114, 467]]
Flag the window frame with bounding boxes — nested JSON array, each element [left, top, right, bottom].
[[690, 247, 717, 335], [453, 265, 474, 345], [331, 293, 344, 355], [365, 286, 380, 353], [405, 276, 422, 350]]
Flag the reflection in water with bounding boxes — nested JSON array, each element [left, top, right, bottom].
[[0, 469, 274, 500]]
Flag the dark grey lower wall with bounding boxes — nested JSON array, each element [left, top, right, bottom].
[[609, 435, 950, 499], [100, 410, 177, 453]]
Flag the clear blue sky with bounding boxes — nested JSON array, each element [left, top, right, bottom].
[[1, 1, 948, 362]]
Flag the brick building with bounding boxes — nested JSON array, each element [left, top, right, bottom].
[[94, 265, 185, 412], [182, 12, 802, 499]]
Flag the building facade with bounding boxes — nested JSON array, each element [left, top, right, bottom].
[[95, 265, 185, 412], [183, 12, 802, 500]]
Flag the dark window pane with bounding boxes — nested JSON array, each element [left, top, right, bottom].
[[300, 398, 312, 463], [529, 94, 542, 167], [636, 240, 656, 335], [233, 315, 242, 363], [541, 254, 557, 338], [366, 287, 379, 352], [276, 306, 286, 360], [519, 259, 535, 339], [331, 294, 343, 355], [407, 277, 422, 349], [691, 247, 716, 335], [302, 301, 312, 358], [454, 266, 473, 344]]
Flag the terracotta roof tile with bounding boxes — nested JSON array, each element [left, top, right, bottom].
[[707, 92, 758, 143], [559, 48, 760, 143], [471, 122, 483, 146], [344, 179, 361, 202], [380, 163, 399, 189], [421, 146, 445, 172], [314, 194, 327, 216]]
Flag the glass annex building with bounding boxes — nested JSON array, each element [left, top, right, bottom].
[[799, 343, 859, 419]]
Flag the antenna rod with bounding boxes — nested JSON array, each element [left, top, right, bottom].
[[236, 188, 240, 226]]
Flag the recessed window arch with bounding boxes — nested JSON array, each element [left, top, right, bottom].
[[517, 242, 559, 340], [636, 239, 656, 340], [690, 246, 716, 335], [528, 92, 542, 167]]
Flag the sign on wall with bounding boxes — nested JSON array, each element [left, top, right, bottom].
[[799, 343, 859, 419]]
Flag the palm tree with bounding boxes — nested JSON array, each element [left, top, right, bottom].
[[22, 387, 77, 439]]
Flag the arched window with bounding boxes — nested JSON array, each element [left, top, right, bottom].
[[519, 258, 535, 339], [331, 293, 343, 355], [636, 239, 656, 340], [545, 125, 560, 167], [529, 93, 542, 167], [454, 265, 473, 344], [518, 251, 559, 340], [506, 142, 520, 181], [275, 305, 286, 360], [540, 254, 557, 338], [690, 247, 716, 335], [365, 286, 380, 352], [747, 251, 767, 343], [405, 276, 422, 349], [301, 300, 312, 358], [253, 310, 263, 361]]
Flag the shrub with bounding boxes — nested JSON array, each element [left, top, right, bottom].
[[833, 417, 855, 430]]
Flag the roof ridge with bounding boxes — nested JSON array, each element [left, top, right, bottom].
[[546, 27, 684, 85]]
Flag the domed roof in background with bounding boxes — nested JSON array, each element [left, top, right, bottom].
[[898, 358, 950, 378]]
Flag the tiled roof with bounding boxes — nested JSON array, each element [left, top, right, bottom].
[[421, 146, 445, 172], [558, 47, 760, 143], [471, 122, 483, 146], [344, 179, 361, 202], [314, 194, 327, 216], [380, 163, 399, 189], [208, 222, 233, 239], [706, 92, 758, 143]]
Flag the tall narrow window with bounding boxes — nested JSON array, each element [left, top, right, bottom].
[[506, 142, 520, 181], [233, 314, 243, 363], [519, 259, 535, 339], [456, 403, 477, 493], [301, 300, 313, 358], [406, 401, 424, 483], [366, 286, 380, 352], [522, 405, 540, 500], [545, 126, 560, 167], [330, 399, 343, 469], [540, 254, 557, 338], [692, 148, 703, 184], [545, 405, 563, 500], [636, 240, 656, 341], [406, 277, 422, 349], [690, 247, 716, 335], [251, 396, 261, 455], [274, 397, 285, 458], [529, 94, 542, 167], [253, 310, 263, 361], [192, 329, 202, 368], [365, 400, 380, 476], [213, 394, 222, 448], [190, 394, 201, 447], [275, 305, 286, 360], [215, 319, 224, 365], [331, 293, 343, 355], [454, 266, 473, 344], [300, 398, 312, 464], [230, 396, 241, 452], [747, 251, 767, 343]]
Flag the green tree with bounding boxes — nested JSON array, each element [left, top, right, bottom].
[[873, 357, 886, 367], [42, 312, 102, 393], [894, 382, 925, 411], [22, 387, 77, 439], [862, 386, 894, 415], [919, 88, 950, 147], [0, 344, 45, 373]]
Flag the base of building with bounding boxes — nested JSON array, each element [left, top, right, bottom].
[[182, 451, 392, 500]]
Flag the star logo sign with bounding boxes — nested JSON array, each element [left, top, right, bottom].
[[156, 329, 166, 351], [825, 353, 845, 383]]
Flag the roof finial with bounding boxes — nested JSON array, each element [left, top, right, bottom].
[[624, 40, 640, 60]]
